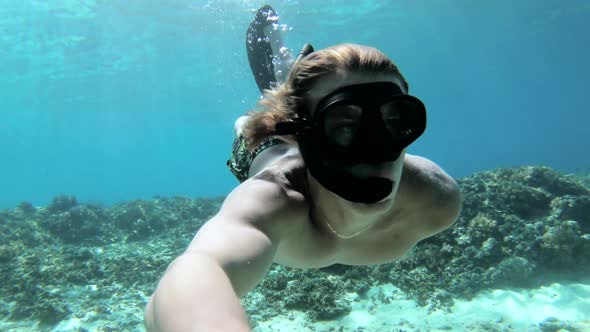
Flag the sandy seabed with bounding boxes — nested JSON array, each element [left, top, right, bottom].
[[0, 282, 588, 331], [255, 283, 590, 332]]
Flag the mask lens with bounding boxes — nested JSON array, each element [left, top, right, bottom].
[[323, 104, 362, 147], [381, 98, 420, 138]]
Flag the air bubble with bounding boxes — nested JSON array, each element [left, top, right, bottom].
[[268, 14, 279, 22], [279, 47, 290, 55]]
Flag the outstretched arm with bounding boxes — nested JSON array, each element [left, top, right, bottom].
[[145, 179, 294, 331]]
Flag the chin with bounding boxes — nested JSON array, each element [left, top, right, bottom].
[[375, 192, 394, 204], [347, 163, 397, 180], [376, 180, 401, 204]]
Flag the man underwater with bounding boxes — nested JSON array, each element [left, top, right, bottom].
[[145, 5, 461, 331]]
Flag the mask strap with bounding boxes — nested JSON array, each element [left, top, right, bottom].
[[286, 43, 314, 78], [275, 118, 313, 136], [294, 43, 314, 64]]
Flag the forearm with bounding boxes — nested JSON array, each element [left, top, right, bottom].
[[145, 253, 251, 332]]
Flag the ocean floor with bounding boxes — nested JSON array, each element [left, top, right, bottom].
[[1, 168, 589, 331], [254, 282, 590, 332], [1, 282, 588, 332]]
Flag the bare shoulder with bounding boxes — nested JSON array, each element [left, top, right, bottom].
[[400, 154, 462, 237], [402, 154, 459, 197], [217, 162, 307, 237]]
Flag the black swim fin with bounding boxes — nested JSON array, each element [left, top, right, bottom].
[[246, 5, 280, 93]]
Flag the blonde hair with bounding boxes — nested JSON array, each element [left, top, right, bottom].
[[242, 43, 409, 151]]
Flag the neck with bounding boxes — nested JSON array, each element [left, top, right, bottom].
[[307, 171, 394, 239]]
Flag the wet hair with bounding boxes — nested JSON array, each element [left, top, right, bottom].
[[242, 43, 409, 152]]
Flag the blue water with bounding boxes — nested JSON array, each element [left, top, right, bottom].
[[1, 0, 589, 209]]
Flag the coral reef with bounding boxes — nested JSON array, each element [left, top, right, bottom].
[[0, 196, 221, 330], [0, 166, 589, 329], [379, 166, 590, 311]]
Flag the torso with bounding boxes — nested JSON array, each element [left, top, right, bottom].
[[249, 143, 444, 269]]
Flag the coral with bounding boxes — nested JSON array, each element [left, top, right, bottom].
[[39, 204, 114, 245], [0, 244, 17, 263], [17, 201, 36, 214], [0, 195, 221, 328], [538, 220, 590, 269], [550, 195, 590, 233], [253, 267, 353, 321], [282, 275, 351, 320], [36, 299, 70, 327], [428, 289, 454, 314], [521, 167, 589, 196], [342, 166, 590, 311], [537, 316, 590, 332], [466, 213, 499, 243], [388, 265, 442, 307], [1, 166, 589, 328], [485, 256, 535, 287], [47, 195, 79, 213]]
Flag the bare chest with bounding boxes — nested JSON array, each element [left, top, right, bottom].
[[272, 207, 417, 268], [268, 153, 427, 268]]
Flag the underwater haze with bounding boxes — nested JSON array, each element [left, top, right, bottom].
[[1, 0, 589, 209], [2, 2, 590, 332]]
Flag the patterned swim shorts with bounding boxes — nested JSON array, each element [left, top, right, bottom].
[[226, 133, 285, 183]]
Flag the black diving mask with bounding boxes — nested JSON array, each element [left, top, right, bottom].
[[275, 45, 427, 203], [313, 82, 426, 164], [276, 81, 427, 203], [277, 82, 426, 165]]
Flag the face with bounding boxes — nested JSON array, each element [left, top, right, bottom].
[[304, 72, 409, 203]]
